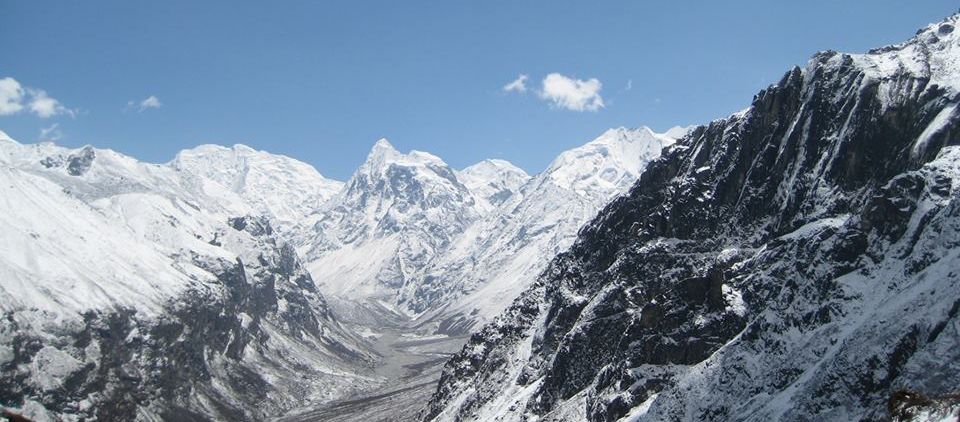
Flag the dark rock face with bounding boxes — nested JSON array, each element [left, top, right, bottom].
[[35, 145, 96, 176], [0, 216, 370, 421], [425, 18, 960, 422], [66, 146, 96, 176]]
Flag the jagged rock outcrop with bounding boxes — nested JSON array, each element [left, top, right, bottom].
[[889, 390, 960, 421]]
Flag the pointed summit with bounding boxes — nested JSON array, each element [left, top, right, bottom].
[[358, 138, 450, 175], [372, 137, 396, 151], [360, 138, 402, 170]]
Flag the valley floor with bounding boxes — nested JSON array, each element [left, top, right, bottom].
[[277, 300, 467, 422]]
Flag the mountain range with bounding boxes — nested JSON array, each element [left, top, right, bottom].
[[2, 12, 960, 422], [0, 120, 681, 420]]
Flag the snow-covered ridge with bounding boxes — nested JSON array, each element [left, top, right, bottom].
[[851, 13, 960, 91], [171, 142, 343, 235], [544, 126, 676, 197], [804, 12, 960, 121], [361, 138, 447, 170], [0, 135, 313, 316]]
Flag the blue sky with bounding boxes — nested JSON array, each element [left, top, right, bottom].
[[1, 1, 957, 179]]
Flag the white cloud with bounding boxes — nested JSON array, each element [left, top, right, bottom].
[[625, 79, 633, 91], [0, 77, 26, 115], [39, 123, 63, 141], [28, 89, 75, 118], [538, 73, 604, 112], [503, 74, 528, 93], [128, 95, 162, 112], [140, 95, 162, 111], [0, 77, 75, 118]]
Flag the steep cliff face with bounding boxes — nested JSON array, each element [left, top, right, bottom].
[[0, 137, 372, 421], [425, 15, 960, 422]]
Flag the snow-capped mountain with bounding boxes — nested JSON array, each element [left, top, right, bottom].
[[457, 159, 530, 211], [425, 14, 960, 422], [0, 134, 372, 421], [171, 143, 343, 237], [406, 127, 678, 330], [299, 139, 483, 307]]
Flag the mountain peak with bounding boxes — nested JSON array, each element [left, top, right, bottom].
[[461, 158, 528, 178], [361, 138, 402, 168], [544, 126, 677, 197], [359, 138, 449, 174], [370, 137, 398, 154], [663, 125, 694, 139], [232, 143, 257, 153], [459, 158, 531, 209]]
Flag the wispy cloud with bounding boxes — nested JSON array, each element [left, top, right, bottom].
[[624, 79, 633, 91], [127, 95, 162, 112], [538, 73, 604, 112], [39, 123, 63, 141], [503, 74, 528, 93], [0, 77, 75, 118]]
